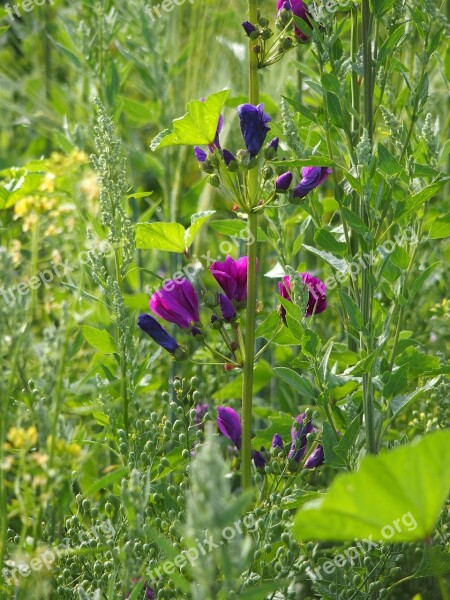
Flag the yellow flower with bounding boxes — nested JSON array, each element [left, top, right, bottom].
[[7, 428, 25, 449]]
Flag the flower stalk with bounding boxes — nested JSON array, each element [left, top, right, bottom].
[[241, 0, 260, 490]]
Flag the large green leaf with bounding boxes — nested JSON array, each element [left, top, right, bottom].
[[135, 222, 186, 252], [293, 430, 450, 542], [82, 326, 116, 354], [150, 89, 230, 150], [185, 211, 216, 247]]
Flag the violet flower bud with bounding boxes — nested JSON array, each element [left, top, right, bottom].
[[275, 171, 293, 191], [305, 444, 325, 468], [237, 103, 271, 157], [217, 406, 242, 450], [138, 314, 179, 356]]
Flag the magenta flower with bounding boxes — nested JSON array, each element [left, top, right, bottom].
[[277, 0, 313, 41], [138, 314, 179, 355], [217, 406, 242, 450], [288, 413, 314, 461], [278, 273, 327, 318], [150, 279, 200, 329], [211, 255, 254, 305], [293, 166, 332, 198], [305, 444, 325, 468], [237, 104, 271, 157]]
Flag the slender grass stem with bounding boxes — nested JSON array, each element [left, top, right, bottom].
[[361, 0, 376, 454]]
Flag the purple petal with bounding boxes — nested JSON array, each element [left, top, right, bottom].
[[217, 406, 242, 450], [138, 314, 179, 355], [150, 279, 200, 329], [237, 103, 271, 157], [272, 433, 284, 449], [275, 171, 293, 191], [219, 294, 237, 321], [305, 444, 324, 468], [194, 146, 207, 162]]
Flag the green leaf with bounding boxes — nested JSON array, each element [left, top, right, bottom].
[[409, 262, 440, 301], [378, 143, 402, 176], [339, 290, 364, 332], [135, 222, 186, 253], [398, 182, 444, 218], [150, 89, 230, 150], [314, 228, 347, 256], [370, 0, 396, 17], [326, 92, 346, 129], [293, 430, 450, 542], [82, 326, 116, 354], [429, 214, 450, 239], [273, 367, 315, 401], [390, 377, 440, 418], [341, 207, 368, 236], [209, 219, 267, 242], [383, 364, 409, 399], [212, 360, 273, 400], [185, 210, 215, 247], [303, 244, 347, 272]]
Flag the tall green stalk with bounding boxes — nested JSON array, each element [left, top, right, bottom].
[[361, 0, 376, 454], [241, 0, 260, 490]]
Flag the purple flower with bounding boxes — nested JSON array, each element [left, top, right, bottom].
[[293, 166, 332, 198], [125, 579, 154, 599], [253, 449, 266, 468], [219, 294, 237, 321], [194, 403, 209, 428], [217, 406, 242, 450], [305, 444, 325, 468], [150, 279, 200, 329], [223, 149, 237, 166], [237, 104, 271, 157], [275, 171, 293, 191], [288, 413, 314, 461], [137, 314, 180, 355], [277, 0, 313, 41], [211, 255, 254, 304], [272, 433, 284, 449], [278, 273, 327, 318], [242, 21, 257, 36], [194, 146, 207, 162]]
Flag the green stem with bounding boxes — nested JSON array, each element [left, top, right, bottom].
[[241, 212, 258, 491], [361, 0, 376, 454], [241, 0, 260, 491]]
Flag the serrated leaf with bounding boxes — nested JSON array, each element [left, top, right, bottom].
[[135, 222, 186, 253], [293, 430, 450, 542], [82, 326, 116, 354], [151, 89, 230, 150], [185, 210, 215, 247]]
